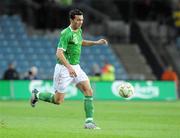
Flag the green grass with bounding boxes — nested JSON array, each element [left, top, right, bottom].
[[1, 100, 180, 138]]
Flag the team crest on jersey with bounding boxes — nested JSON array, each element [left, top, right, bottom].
[[72, 34, 79, 44]]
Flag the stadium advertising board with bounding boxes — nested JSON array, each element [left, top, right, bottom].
[[0, 80, 177, 100]]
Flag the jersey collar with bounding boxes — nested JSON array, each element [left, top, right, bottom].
[[69, 26, 79, 32]]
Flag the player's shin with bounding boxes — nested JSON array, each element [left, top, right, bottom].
[[84, 96, 94, 123], [37, 92, 56, 104]]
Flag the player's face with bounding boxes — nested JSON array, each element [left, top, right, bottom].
[[71, 15, 83, 29]]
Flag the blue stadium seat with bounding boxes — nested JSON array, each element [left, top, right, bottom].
[[4, 34, 16, 40], [0, 53, 4, 60], [0, 34, 5, 40], [16, 54, 26, 60], [11, 15, 21, 22]]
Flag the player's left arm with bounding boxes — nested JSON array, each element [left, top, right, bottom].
[[82, 39, 108, 46]]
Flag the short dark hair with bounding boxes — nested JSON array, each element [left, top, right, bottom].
[[69, 9, 83, 20]]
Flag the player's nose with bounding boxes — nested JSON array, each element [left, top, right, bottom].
[[80, 21, 83, 24]]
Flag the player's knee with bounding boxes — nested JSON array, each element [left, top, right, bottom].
[[84, 88, 93, 96], [54, 91, 65, 105], [54, 97, 64, 105], [89, 88, 93, 95], [55, 99, 64, 105]]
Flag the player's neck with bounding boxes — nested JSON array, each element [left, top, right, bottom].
[[69, 25, 78, 32]]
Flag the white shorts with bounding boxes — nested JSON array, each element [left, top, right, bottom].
[[53, 64, 89, 93]]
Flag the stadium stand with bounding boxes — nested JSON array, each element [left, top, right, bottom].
[[113, 44, 156, 80], [0, 15, 128, 80]]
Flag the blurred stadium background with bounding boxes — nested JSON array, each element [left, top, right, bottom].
[[0, 0, 180, 138], [0, 0, 179, 95]]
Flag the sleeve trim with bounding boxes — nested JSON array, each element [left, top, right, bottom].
[[57, 48, 66, 51]]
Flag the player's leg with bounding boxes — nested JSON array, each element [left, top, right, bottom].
[[30, 64, 71, 107], [54, 91, 65, 104], [30, 85, 67, 107], [76, 80, 94, 120], [76, 80, 100, 129], [39, 90, 65, 104], [31, 89, 65, 107], [75, 65, 100, 129], [75, 65, 94, 123]]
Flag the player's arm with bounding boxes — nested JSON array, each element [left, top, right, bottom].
[[56, 49, 77, 77], [57, 30, 77, 77], [56, 49, 70, 68], [82, 39, 108, 46]]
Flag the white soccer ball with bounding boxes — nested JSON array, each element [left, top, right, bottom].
[[118, 82, 134, 98]]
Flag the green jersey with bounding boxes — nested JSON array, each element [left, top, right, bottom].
[[57, 26, 82, 65]]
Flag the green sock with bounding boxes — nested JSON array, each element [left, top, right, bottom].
[[38, 92, 56, 104], [84, 96, 94, 123]]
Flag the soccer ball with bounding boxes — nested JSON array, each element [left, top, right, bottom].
[[118, 82, 134, 98]]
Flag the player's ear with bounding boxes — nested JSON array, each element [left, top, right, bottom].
[[70, 18, 73, 23]]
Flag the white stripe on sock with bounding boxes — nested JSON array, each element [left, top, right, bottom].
[[85, 118, 93, 122], [36, 92, 40, 99], [84, 97, 93, 100]]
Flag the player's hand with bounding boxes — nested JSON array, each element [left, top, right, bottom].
[[96, 39, 108, 45], [67, 65, 77, 77]]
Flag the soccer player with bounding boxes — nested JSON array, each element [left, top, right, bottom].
[[31, 9, 108, 129]]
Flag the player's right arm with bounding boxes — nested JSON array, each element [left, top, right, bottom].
[[56, 30, 77, 77], [82, 39, 108, 46], [56, 49, 77, 77]]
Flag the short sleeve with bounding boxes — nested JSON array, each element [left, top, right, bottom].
[[57, 31, 70, 51]]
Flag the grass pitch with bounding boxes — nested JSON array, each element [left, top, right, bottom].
[[1, 100, 180, 138]]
